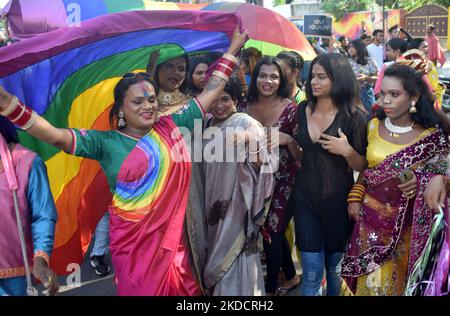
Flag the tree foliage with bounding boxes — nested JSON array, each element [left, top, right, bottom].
[[321, 0, 373, 20], [322, 0, 450, 20]]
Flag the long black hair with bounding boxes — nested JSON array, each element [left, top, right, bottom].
[[247, 56, 290, 103], [376, 63, 450, 135], [305, 53, 362, 118], [0, 116, 18, 143], [350, 39, 369, 66], [224, 76, 244, 104], [155, 55, 190, 94], [109, 73, 159, 129], [187, 57, 210, 95], [276, 51, 304, 87]]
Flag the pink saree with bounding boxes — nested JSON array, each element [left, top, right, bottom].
[[108, 116, 201, 296], [341, 129, 449, 295]]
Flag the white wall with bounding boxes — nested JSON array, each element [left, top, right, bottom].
[[272, 4, 291, 18], [0, 0, 8, 10]]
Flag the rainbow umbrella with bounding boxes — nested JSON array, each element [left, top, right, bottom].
[[1, 0, 207, 38], [0, 9, 240, 274], [202, 2, 316, 60]]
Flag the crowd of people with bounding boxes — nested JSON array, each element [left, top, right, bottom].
[[0, 22, 449, 297]]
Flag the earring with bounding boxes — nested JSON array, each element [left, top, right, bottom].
[[409, 100, 417, 114], [118, 111, 127, 128]]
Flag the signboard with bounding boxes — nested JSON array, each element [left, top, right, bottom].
[[303, 15, 332, 37]]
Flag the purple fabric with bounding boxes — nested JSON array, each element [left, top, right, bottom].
[[0, 10, 241, 77], [4, 0, 67, 38], [341, 130, 449, 291]]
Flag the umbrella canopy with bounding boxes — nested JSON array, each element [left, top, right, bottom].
[[0, 0, 207, 38], [202, 2, 316, 60]]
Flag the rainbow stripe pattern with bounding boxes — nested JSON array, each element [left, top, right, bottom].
[[0, 9, 239, 274], [112, 130, 172, 222], [333, 9, 406, 40]]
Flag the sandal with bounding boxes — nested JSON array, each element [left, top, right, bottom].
[[275, 276, 300, 296]]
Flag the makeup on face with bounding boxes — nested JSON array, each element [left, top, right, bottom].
[[256, 64, 281, 96], [122, 82, 158, 131], [158, 57, 187, 92], [380, 76, 412, 118]]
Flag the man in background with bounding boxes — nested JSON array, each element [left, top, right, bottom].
[[367, 29, 384, 71]]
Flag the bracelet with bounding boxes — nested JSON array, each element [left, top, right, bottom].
[[223, 53, 238, 65], [347, 183, 366, 203], [33, 251, 50, 266], [20, 110, 37, 130], [215, 64, 234, 77], [212, 70, 230, 82], [4, 99, 38, 130], [219, 57, 237, 70]]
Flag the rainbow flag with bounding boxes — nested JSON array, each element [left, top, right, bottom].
[[1, 0, 207, 38], [0, 9, 240, 274]]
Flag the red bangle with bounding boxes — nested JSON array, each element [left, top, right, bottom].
[[10, 102, 33, 126], [219, 57, 237, 69], [6, 102, 25, 122], [214, 64, 234, 77], [6, 100, 37, 130]]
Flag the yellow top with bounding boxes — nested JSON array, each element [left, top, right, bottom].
[[367, 118, 435, 168]]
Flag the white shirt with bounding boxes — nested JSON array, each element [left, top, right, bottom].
[[367, 43, 384, 72]]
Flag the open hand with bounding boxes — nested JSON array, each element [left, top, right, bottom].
[[146, 49, 161, 76], [228, 27, 249, 56], [318, 128, 353, 157]]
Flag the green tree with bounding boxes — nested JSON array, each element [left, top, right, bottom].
[[321, 0, 373, 20], [376, 0, 450, 11], [323, 0, 450, 20]]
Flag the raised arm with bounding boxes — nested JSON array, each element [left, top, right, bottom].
[[0, 88, 73, 153], [196, 27, 248, 112]]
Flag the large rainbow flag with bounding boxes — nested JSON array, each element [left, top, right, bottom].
[[0, 9, 240, 275], [1, 0, 207, 38]]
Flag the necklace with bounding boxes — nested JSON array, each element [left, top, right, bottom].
[[157, 89, 190, 115], [384, 117, 414, 138]]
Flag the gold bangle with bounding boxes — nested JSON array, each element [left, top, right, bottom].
[[350, 188, 365, 195]]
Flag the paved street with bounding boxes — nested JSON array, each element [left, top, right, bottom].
[[42, 243, 116, 296]]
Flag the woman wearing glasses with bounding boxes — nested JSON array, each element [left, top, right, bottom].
[[0, 29, 248, 296]]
